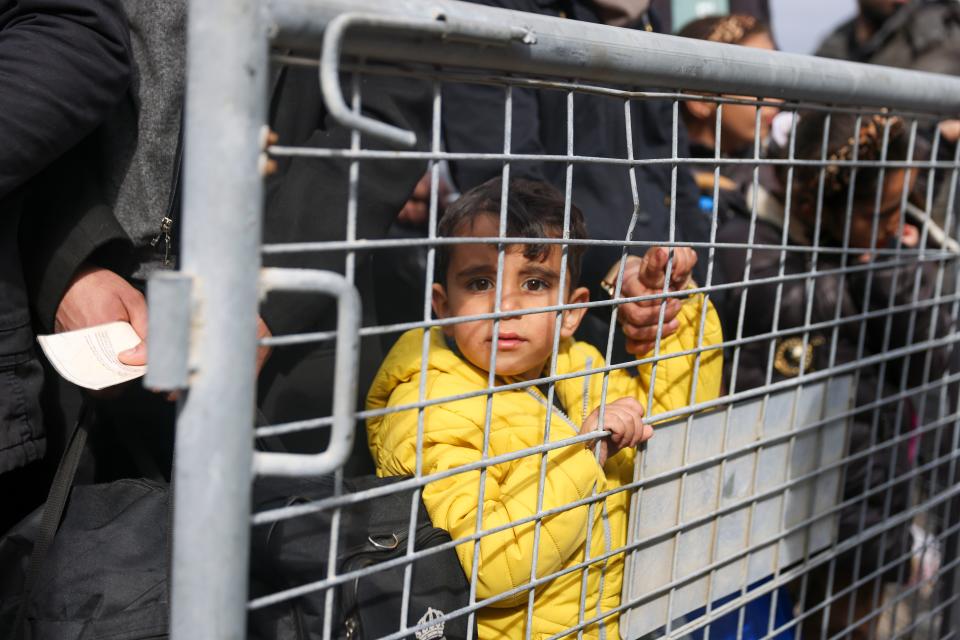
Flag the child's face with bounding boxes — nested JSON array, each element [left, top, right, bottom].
[[432, 214, 589, 381], [848, 169, 915, 249], [719, 33, 779, 154]]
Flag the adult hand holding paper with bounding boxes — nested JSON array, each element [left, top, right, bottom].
[[56, 265, 148, 365], [38, 322, 147, 390]]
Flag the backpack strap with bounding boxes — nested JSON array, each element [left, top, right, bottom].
[[12, 402, 92, 638]]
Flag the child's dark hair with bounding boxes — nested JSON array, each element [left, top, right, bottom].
[[436, 177, 588, 287], [786, 110, 916, 242]]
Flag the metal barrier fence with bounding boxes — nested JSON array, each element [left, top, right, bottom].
[[148, 0, 960, 638]]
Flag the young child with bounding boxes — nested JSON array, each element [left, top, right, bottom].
[[676, 15, 780, 224], [366, 178, 723, 639]]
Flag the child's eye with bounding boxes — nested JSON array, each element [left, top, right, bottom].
[[467, 278, 494, 292], [523, 278, 550, 292]]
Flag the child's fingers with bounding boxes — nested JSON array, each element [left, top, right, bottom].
[[621, 317, 680, 342], [625, 338, 655, 356], [618, 297, 682, 326], [605, 401, 643, 447]]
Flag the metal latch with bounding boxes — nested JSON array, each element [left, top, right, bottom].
[[319, 11, 535, 147]]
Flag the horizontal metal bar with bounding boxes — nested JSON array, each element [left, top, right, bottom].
[[267, 145, 957, 172], [270, 55, 950, 121], [260, 233, 960, 259], [266, 0, 960, 115]]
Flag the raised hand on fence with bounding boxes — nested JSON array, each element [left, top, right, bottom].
[[611, 246, 698, 356], [579, 396, 652, 466]]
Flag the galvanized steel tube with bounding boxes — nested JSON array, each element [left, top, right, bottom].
[[168, 0, 268, 637]]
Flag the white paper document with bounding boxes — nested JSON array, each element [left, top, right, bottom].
[[37, 322, 147, 390]]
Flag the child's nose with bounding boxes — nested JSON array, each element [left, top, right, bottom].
[[499, 288, 522, 312]]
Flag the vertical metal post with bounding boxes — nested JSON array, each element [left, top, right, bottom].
[[168, 0, 267, 638]]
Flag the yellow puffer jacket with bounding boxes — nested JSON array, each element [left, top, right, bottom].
[[366, 295, 722, 639]]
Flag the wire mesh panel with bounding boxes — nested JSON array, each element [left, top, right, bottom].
[[622, 377, 851, 638], [158, 1, 960, 639]]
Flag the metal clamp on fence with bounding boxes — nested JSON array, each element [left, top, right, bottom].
[[145, 271, 194, 391], [319, 11, 535, 147], [254, 268, 361, 477]]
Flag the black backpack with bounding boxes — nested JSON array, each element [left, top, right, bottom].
[[249, 476, 473, 640], [0, 417, 472, 640]]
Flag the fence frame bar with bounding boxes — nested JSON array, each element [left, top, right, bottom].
[[165, 0, 268, 637], [265, 0, 960, 117]]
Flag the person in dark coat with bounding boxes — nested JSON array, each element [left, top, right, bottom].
[[816, 0, 960, 75], [15, 2, 430, 488], [0, 0, 131, 532], [716, 110, 952, 638], [441, 0, 715, 367], [256, 65, 432, 474]]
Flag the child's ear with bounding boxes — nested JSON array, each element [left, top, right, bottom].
[[560, 286, 590, 339], [431, 283, 450, 320]]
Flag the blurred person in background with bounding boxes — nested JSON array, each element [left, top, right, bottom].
[[817, 0, 960, 226], [820, 7, 960, 624], [650, 0, 771, 33], [817, 0, 960, 75], [716, 110, 952, 639], [675, 14, 780, 225]]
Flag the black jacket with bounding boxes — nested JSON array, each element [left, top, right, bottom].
[[716, 199, 952, 580], [441, 0, 713, 362], [0, 0, 130, 474]]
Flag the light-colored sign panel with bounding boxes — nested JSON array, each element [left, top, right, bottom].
[[621, 377, 852, 639]]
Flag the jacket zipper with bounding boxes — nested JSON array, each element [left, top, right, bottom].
[[151, 107, 185, 267], [524, 387, 580, 438]]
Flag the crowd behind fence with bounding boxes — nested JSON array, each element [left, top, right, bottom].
[[152, 1, 960, 638]]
